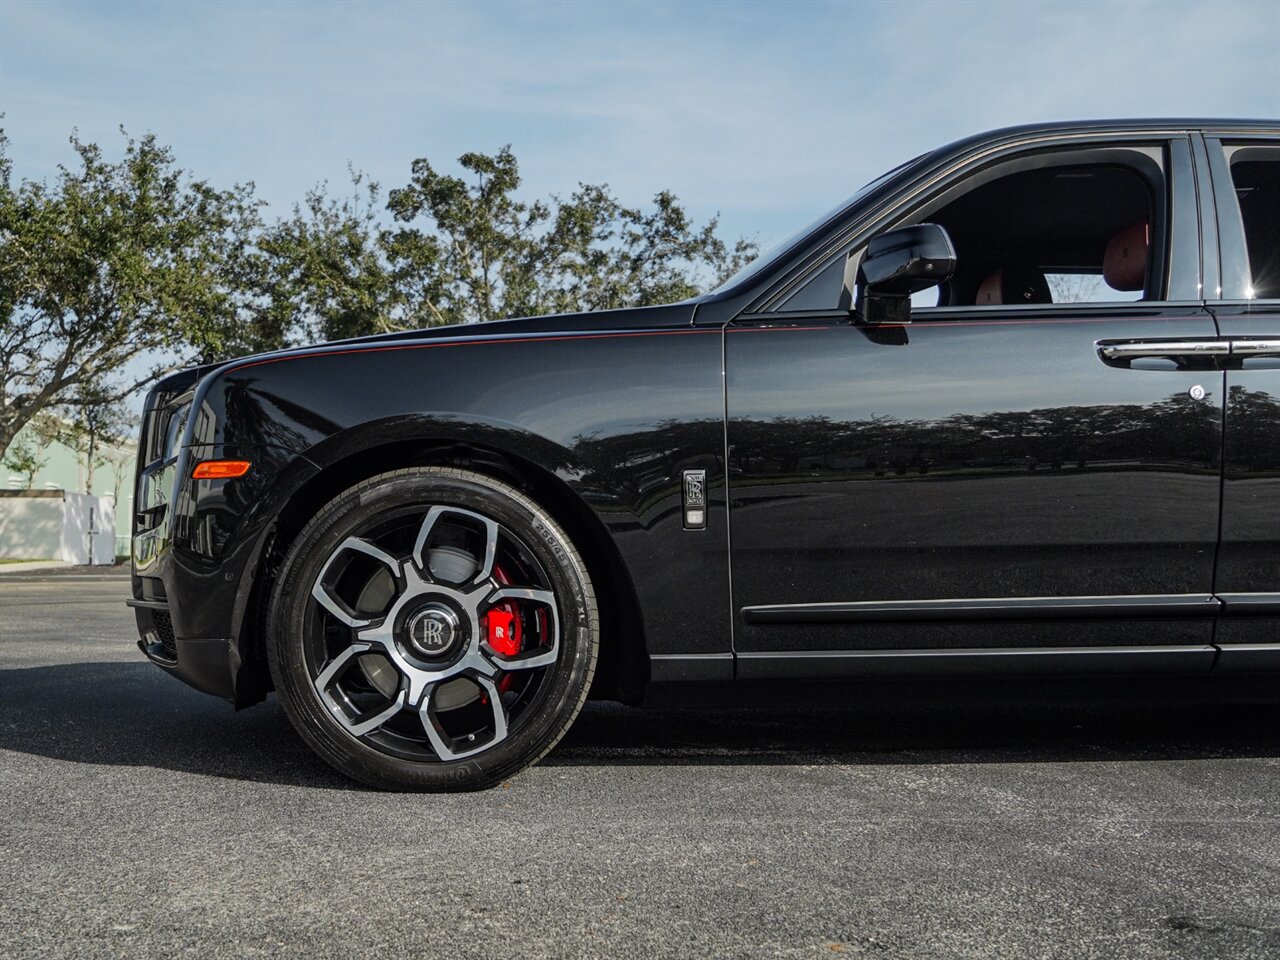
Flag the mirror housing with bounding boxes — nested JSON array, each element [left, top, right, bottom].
[[856, 223, 956, 324]]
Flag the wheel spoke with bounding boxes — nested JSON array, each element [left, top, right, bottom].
[[483, 586, 560, 670], [418, 675, 509, 761], [488, 586, 556, 606], [314, 643, 408, 737], [345, 688, 409, 737], [312, 536, 404, 628], [412, 505, 500, 586], [314, 641, 369, 690]]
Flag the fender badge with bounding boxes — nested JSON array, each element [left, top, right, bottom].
[[682, 470, 707, 530]]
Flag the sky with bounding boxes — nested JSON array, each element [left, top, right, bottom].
[[2, 0, 1278, 253]]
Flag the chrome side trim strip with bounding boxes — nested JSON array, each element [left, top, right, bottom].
[[741, 594, 1221, 625], [737, 645, 1215, 659], [1209, 643, 1280, 676], [1218, 593, 1280, 616], [734, 645, 1216, 680]]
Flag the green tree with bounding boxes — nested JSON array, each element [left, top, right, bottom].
[[0, 128, 275, 459], [267, 146, 757, 341], [258, 171, 427, 343], [385, 147, 548, 325], [61, 381, 134, 494], [103, 444, 135, 506], [2, 131, 757, 452], [1, 410, 61, 488], [542, 183, 755, 315], [2, 435, 43, 488]]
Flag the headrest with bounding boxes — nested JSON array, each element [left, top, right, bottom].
[[1103, 220, 1149, 292], [975, 268, 1052, 306]]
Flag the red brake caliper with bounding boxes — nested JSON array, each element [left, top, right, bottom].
[[485, 564, 523, 694]]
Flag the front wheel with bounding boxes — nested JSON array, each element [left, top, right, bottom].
[[267, 467, 598, 791]]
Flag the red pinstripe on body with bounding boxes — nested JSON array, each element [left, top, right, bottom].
[[221, 313, 1202, 376]]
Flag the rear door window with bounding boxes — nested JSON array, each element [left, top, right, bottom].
[[1226, 147, 1280, 300]]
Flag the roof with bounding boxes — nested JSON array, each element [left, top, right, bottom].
[[927, 117, 1280, 163]]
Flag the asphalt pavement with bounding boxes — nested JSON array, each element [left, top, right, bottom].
[[2, 572, 1279, 959]]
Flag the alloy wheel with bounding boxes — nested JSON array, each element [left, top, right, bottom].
[[304, 503, 562, 763]]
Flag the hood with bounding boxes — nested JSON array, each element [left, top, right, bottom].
[[297, 299, 698, 350], [179, 300, 703, 384]]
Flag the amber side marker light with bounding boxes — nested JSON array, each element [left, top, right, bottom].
[[192, 460, 252, 480]]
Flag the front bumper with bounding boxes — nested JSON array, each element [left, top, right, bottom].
[[130, 601, 240, 700], [130, 442, 317, 706]]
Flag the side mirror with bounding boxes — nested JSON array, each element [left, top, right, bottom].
[[856, 223, 956, 324]]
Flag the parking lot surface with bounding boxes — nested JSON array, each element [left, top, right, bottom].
[[2, 573, 1279, 959]]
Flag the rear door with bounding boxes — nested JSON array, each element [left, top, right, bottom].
[[1200, 132, 1280, 661], [725, 134, 1224, 676]]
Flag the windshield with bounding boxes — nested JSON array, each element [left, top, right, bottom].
[[707, 154, 926, 296]]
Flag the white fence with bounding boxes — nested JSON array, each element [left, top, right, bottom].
[[0, 490, 117, 564]]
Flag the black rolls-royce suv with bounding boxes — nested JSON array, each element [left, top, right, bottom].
[[131, 119, 1279, 790]]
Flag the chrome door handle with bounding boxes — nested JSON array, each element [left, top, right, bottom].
[[1096, 339, 1229, 367], [1228, 338, 1280, 358], [1096, 338, 1280, 368]]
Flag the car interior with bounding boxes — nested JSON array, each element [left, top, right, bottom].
[[777, 154, 1161, 312], [922, 164, 1154, 306], [1230, 153, 1280, 300]]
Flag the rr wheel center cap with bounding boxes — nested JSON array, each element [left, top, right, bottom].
[[403, 604, 463, 660]]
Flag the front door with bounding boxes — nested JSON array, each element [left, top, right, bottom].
[[726, 137, 1223, 672]]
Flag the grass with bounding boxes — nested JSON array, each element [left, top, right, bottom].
[[0, 557, 56, 564]]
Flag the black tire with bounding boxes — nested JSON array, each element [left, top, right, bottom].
[[266, 467, 598, 791]]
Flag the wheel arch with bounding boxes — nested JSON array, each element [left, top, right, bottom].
[[237, 432, 649, 707]]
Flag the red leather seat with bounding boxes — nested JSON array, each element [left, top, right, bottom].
[[975, 267, 1052, 305], [1103, 220, 1149, 292]]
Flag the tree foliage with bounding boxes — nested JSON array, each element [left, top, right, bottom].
[[265, 146, 757, 341], [60, 381, 135, 494], [1, 410, 61, 488], [0, 128, 271, 457], [1, 131, 756, 458], [257, 171, 414, 342]]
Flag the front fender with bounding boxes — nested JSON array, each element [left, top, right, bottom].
[[165, 322, 732, 702]]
